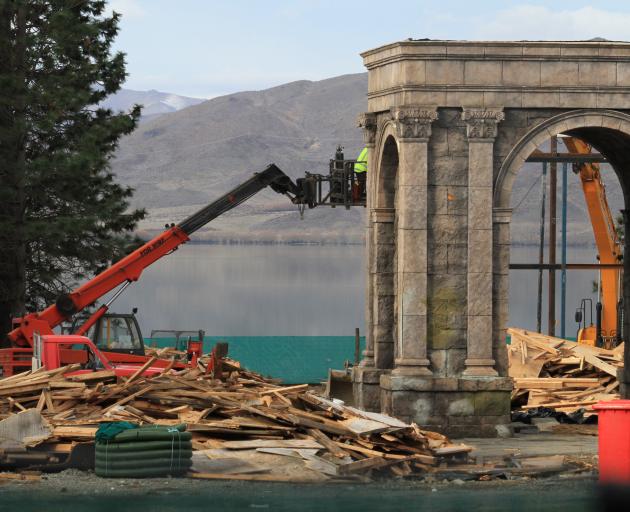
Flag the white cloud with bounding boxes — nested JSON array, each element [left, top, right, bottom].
[[107, 0, 145, 20], [470, 5, 630, 41]]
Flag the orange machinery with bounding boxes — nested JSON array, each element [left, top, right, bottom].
[[1, 165, 301, 375], [563, 137, 623, 347]]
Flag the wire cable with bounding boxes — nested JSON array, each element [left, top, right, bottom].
[[513, 173, 543, 213]]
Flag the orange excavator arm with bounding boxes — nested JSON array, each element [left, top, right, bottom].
[[8, 165, 301, 348], [563, 137, 622, 343]]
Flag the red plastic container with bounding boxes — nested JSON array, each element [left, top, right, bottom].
[[594, 400, 630, 483]]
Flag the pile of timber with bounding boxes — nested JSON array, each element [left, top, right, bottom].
[[508, 327, 623, 417], [0, 357, 472, 480]]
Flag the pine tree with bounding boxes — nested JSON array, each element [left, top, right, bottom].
[[0, 0, 145, 342]]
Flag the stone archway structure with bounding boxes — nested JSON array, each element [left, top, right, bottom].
[[353, 40, 630, 436]]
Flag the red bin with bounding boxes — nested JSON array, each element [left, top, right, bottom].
[[594, 400, 630, 483]]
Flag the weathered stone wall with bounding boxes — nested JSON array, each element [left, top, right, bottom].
[[426, 108, 469, 377], [354, 40, 630, 436]]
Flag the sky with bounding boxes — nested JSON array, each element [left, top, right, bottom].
[[107, 0, 630, 99]]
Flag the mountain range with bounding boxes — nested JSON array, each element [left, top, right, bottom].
[[106, 76, 624, 245], [109, 74, 367, 242]]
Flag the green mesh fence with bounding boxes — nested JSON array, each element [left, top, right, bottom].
[[147, 336, 366, 384], [505, 334, 576, 345]]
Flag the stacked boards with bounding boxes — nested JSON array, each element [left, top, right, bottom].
[[508, 327, 623, 417], [95, 424, 192, 477]]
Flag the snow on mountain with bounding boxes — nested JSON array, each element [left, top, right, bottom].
[[100, 89, 205, 121]]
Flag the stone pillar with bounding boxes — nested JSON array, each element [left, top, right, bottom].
[[462, 108, 504, 377], [371, 208, 396, 370], [391, 107, 437, 376], [492, 207, 512, 377], [357, 113, 377, 368], [353, 113, 385, 411], [353, 207, 395, 411]]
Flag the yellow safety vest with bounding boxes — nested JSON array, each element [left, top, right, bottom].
[[355, 147, 368, 173]]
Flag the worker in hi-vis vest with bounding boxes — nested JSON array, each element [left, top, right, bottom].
[[354, 146, 367, 201]]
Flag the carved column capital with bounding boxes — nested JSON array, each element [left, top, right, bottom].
[[462, 108, 505, 140], [357, 112, 377, 145], [391, 107, 438, 141], [492, 207, 513, 224]]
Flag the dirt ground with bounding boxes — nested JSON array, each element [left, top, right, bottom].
[[0, 432, 616, 512]]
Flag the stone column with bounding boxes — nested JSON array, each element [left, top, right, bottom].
[[462, 108, 504, 377], [492, 207, 512, 377], [391, 107, 438, 376], [358, 113, 377, 367], [372, 208, 396, 369]]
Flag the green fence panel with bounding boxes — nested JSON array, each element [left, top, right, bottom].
[[147, 336, 366, 384], [505, 334, 576, 345]]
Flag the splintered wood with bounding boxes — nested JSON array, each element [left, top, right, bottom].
[[508, 327, 623, 417], [0, 357, 469, 480]]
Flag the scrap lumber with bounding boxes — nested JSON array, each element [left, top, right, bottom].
[[222, 439, 323, 450], [0, 356, 473, 481], [187, 472, 328, 483], [508, 327, 622, 416], [0, 472, 41, 481]]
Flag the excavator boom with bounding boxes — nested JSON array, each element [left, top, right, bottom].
[[563, 137, 622, 345], [8, 164, 301, 349]]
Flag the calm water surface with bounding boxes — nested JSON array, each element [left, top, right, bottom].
[[109, 243, 600, 339]]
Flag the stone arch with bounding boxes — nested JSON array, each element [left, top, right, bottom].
[[495, 109, 630, 208], [373, 123, 399, 209], [492, 109, 630, 378], [369, 127, 399, 371]]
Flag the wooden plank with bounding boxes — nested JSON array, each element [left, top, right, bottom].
[[35, 391, 46, 413], [333, 442, 404, 460], [43, 390, 55, 413], [340, 417, 390, 435], [7, 397, 27, 412], [0, 472, 41, 481], [0, 382, 51, 396], [581, 353, 619, 378], [513, 378, 600, 389], [49, 381, 86, 389], [433, 445, 473, 456], [187, 472, 325, 483], [605, 380, 620, 393], [101, 384, 154, 413], [43, 443, 74, 453], [260, 384, 308, 395], [285, 414, 351, 437], [222, 439, 323, 450], [338, 456, 388, 475], [69, 370, 116, 382], [306, 428, 349, 458], [125, 356, 158, 385], [521, 399, 599, 409], [52, 426, 97, 439]]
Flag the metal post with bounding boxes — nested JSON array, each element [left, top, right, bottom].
[[537, 162, 547, 333], [561, 162, 568, 339], [548, 136, 557, 336]]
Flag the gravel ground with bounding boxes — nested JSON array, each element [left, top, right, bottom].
[[0, 433, 612, 511]]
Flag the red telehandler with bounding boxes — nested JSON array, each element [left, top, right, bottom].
[[1, 164, 303, 376]]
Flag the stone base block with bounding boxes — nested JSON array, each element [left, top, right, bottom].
[[352, 367, 388, 412], [380, 374, 513, 437]]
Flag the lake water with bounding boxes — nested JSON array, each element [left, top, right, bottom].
[[109, 243, 600, 340]]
